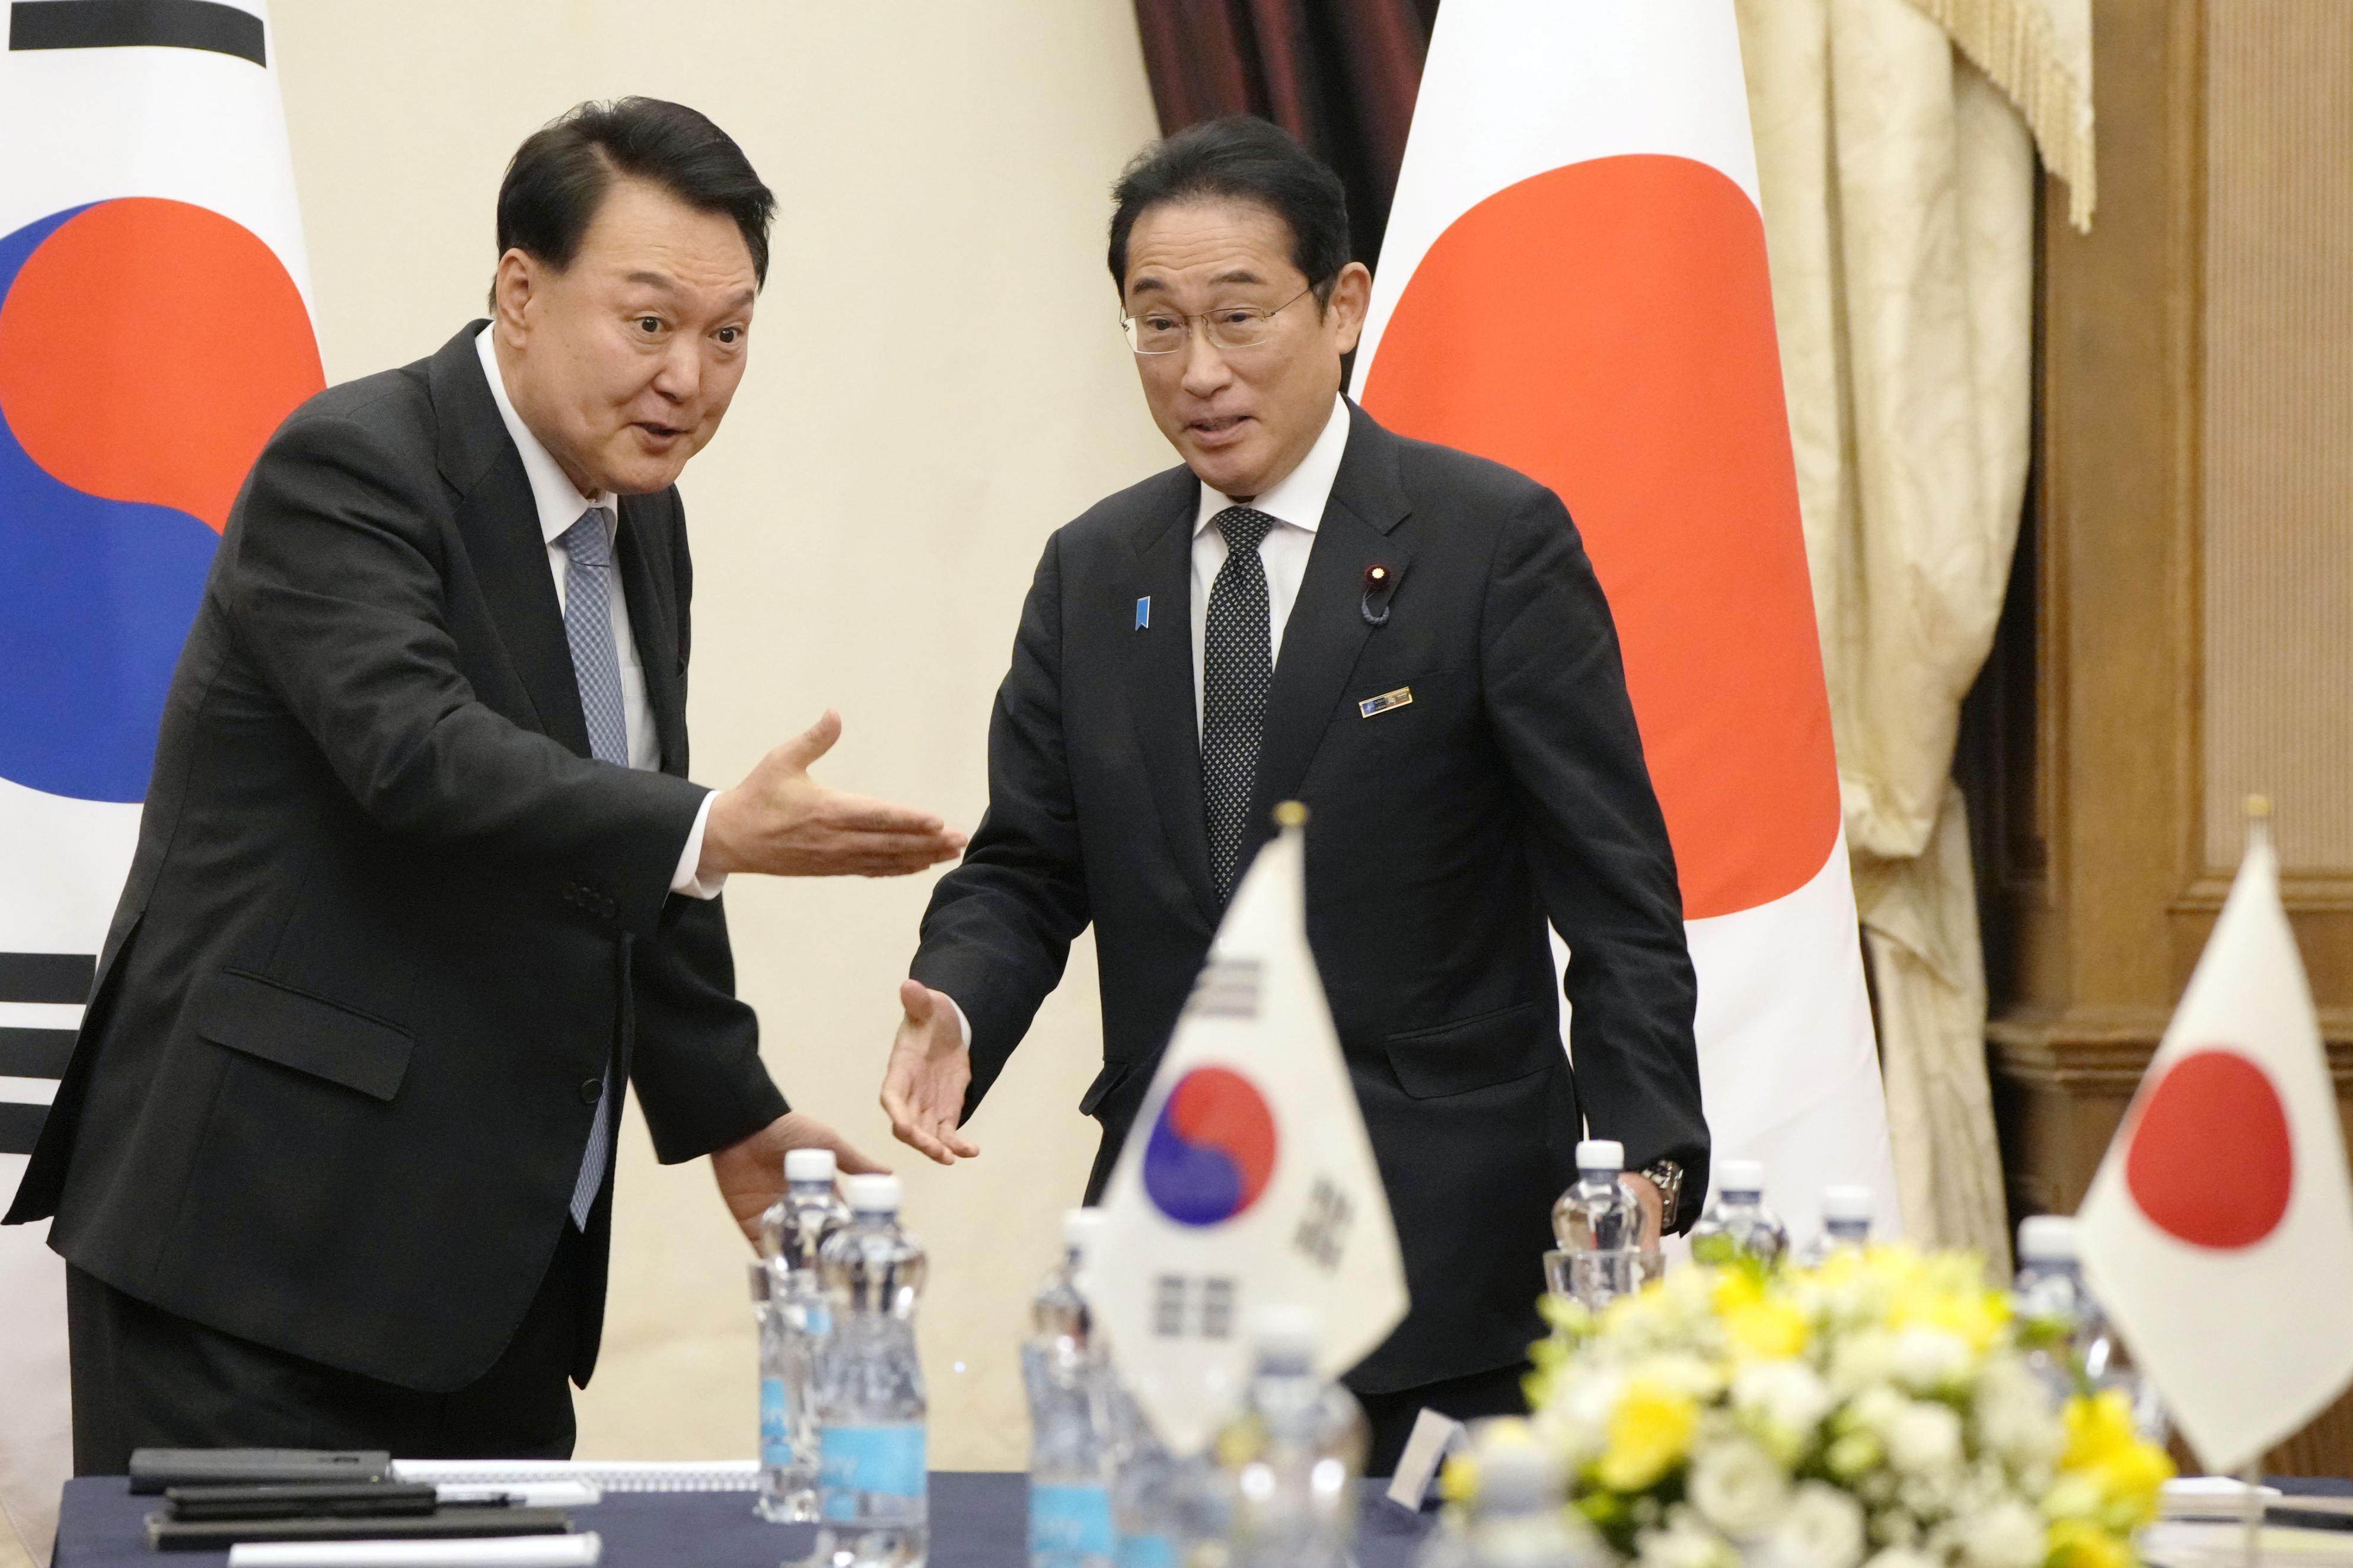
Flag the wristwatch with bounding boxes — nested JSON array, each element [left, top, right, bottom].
[[1639, 1160, 1686, 1235]]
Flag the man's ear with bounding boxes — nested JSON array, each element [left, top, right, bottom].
[[490, 248, 537, 344], [1328, 261, 1374, 355]]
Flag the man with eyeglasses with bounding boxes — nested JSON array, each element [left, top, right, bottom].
[[879, 115, 1707, 1469]]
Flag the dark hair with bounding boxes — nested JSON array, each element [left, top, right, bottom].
[[1107, 116, 1350, 299], [489, 97, 775, 310]]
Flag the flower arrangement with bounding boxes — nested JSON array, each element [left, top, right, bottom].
[[1457, 1246, 2173, 1568]]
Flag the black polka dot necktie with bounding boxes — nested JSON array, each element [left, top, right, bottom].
[[1203, 505, 1276, 904]]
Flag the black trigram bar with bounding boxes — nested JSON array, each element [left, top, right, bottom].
[[0, 952, 94, 1005], [8, 0, 266, 66], [0, 1028, 74, 1079], [0, 1101, 45, 1158]]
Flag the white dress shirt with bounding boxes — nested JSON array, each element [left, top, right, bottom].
[[1189, 393, 1351, 731], [475, 327, 719, 899], [942, 395, 1354, 1049]]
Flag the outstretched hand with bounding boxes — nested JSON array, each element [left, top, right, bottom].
[[699, 711, 965, 881], [879, 979, 980, 1166]]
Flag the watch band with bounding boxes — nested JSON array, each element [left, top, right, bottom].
[[1640, 1159, 1686, 1234]]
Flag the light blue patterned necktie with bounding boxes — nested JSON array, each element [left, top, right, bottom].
[[559, 504, 627, 1227]]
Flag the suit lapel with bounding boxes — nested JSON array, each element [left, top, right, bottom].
[[1122, 470, 1220, 929], [429, 322, 592, 758], [614, 497, 687, 776], [1242, 405, 1414, 865]]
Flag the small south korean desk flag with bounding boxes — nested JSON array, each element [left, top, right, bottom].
[[1088, 803, 1408, 1453], [2079, 798, 2353, 1472]]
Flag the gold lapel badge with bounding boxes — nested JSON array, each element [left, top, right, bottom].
[[1359, 686, 1414, 718]]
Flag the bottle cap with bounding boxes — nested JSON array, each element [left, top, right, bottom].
[[785, 1148, 837, 1183], [1576, 1138, 1624, 1172], [1720, 1159, 1765, 1195], [1822, 1184, 1874, 1223], [2018, 1213, 2077, 1262], [842, 1173, 901, 1213], [1063, 1207, 1107, 1252], [1253, 1302, 1320, 1358]]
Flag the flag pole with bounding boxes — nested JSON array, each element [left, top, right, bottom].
[[2240, 1457, 2265, 1568], [2239, 796, 2271, 1568], [2244, 794, 2272, 857]]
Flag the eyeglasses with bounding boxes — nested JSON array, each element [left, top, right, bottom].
[[1121, 285, 1318, 355]]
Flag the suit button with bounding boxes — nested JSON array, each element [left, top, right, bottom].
[[579, 1078, 603, 1103]]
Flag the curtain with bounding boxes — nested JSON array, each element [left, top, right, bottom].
[[1737, 0, 2092, 1270], [1128, 0, 1436, 265]]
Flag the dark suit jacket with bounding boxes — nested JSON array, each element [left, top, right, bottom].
[[911, 401, 1707, 1394], [3, 322, 786, 1392]]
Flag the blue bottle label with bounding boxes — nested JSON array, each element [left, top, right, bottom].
[[818, 1423, 927, 1515], [759, 1377, 790, 1468], [1116, 1531, 1179, 1568], [1029, 1482, 1115, 1560]]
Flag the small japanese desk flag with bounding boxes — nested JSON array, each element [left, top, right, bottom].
[[1087, 803, 1408, 1453], [2079, 798, 2353, 1472]]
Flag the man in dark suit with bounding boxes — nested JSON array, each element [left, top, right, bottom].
[[3, 98, 964, 1471], [879, 117, 1708, 1470]]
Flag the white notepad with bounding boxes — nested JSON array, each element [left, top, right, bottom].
[[226, 1533, 601, 1567], [390, 1459, 758, 1494]]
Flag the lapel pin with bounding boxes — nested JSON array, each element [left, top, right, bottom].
[[1361, 562, 1398, 627], [1360, 686, 1414, 718], [1135, 595, 1151, 631]]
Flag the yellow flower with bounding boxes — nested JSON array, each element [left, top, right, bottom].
[[2057, 1391, 2172, 1531], [1439, 1452, 1481, 1506], [2046, 1517, 2132, 1568], [1725, 1296, 1809, 1360], [1596, 1378, 1698, 1492]]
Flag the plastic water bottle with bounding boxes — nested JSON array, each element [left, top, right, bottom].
[[1417, 1418, 1593, 1568], [2012, 1215, 2169, 1442], [1794, 1184, 1875, 1267], [1549, 1139, 1647, 1307], [1213, 1305, 1368, 1568], [1104, 1378, 1185, 1568], [814, 1174, 929, 1567], [1688, 1160, 1789, 1267], [755, 1148, 850, 1522], [1027, 1209, 1114, 1568]]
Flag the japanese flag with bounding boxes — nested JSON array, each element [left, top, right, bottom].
[[2079, 819, 2353, 1473], [1087, 807, 1408, 1454], [1351, 0, 1897, 1234]]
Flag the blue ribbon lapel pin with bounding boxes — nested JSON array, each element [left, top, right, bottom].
[[1135, 595, 1151, 631]]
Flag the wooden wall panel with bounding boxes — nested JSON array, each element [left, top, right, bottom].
[[2199, 2, 2353, 879], [1979, 0, 2353, 1478]]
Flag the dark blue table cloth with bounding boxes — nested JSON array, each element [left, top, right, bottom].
[[55, 1471, 1437, 1567]]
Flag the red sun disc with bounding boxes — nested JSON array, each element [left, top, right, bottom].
[[2124, 1048, 2294, 1250]]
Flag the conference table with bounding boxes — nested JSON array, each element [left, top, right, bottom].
[[55, 1471, 1438, 1567]]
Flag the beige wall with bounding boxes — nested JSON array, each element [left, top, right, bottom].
[[272, 2, 1171, 1468]]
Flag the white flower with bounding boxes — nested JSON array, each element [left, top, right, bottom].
[[1761, 1483, 1867, 1568], [1687, 1439, 1790, 1541], [1885, 1401, 1965, 1478], [1632, 1352, 1727, 1403], [1863, 1547, 1940, 1568], [1832, 1330, 1905, 1394], [1637, 1509, 1742, 1568], [1890, 1329, 1973, 1394], [1958, 1500, 2048, 1568], [1733, 1361, 1835, 1454], [1972, 1359, 2064, 1473]]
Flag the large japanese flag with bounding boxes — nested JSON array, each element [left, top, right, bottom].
[[2079, 818, 2353, 1473], [1351, 0, 1895, 1235], [1, 2, 320, 1553], [1088, 809, 1408, 1454]]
